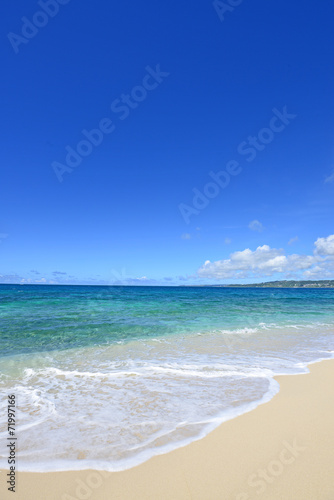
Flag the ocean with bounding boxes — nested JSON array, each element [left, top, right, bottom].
[[0, 284, 334, 472]]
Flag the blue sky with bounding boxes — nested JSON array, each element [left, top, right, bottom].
[[1, 0, 334, 285]]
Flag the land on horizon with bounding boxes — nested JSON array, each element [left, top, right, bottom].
[[184, 280, 334, 288], [2, 279, 334, 288]]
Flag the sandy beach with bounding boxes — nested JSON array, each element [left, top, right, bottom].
[[1, 358, 334, 500]]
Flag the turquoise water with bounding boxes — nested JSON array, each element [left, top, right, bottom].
[[0, 285, 334, 471]]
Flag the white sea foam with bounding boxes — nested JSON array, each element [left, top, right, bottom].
[[0, 322, 333, 472]]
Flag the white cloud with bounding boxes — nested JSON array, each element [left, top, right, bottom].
[[224, 238, 232, 244], [21, 277, 47, 284], [288, 236, 299, 245], [303, 266, 329, 279], [314, 234, 334, 255], [198, 235, 334, 280], [0, 274, 22, 283], [181, 233, 191, 240], [248, 220, 264, 232]]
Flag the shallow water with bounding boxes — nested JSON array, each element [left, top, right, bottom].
[[0, 285, 333, 471]]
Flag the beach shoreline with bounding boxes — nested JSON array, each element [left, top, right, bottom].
[[1, 357, 334, 499]]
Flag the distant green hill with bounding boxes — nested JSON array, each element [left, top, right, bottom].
[[207, 280, 334, 288]]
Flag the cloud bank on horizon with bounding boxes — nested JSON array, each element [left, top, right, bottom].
[[198, 234, 334, 281], [2, 235, 334, 286]]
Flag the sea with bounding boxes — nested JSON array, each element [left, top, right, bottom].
[[0, 284, 333, 472]]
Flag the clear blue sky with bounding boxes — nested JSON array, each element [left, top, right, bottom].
[[1, 0, 334, 285]]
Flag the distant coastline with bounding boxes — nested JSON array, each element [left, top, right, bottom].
[[183, 280, 334, 288], [1, 280, 334, 288]]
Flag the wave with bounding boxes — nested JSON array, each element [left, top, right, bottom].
[[0, 318, 333, 472]]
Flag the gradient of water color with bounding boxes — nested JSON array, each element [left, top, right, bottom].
[[0, 284, 333, 471]]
